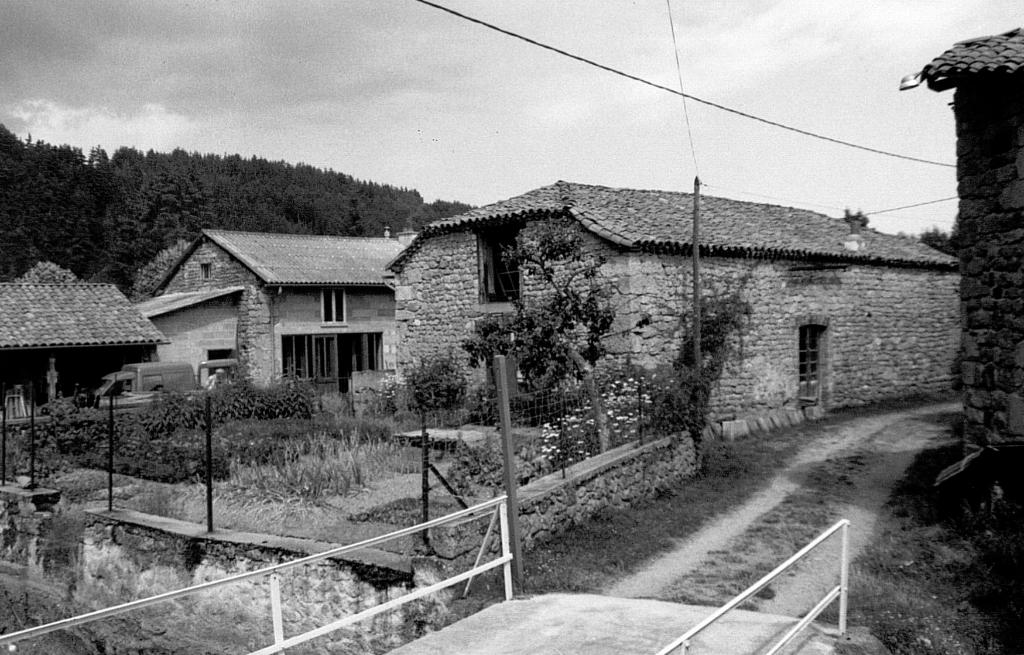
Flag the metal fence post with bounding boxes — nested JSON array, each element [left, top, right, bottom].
[[637, 376, 644, 447], [839, 520, 849, 635], [494, 355, 523, 593], [28, 385, 35, 489], [1, 381, 6, 485], [205, 394, 214, 533], [498, 500, 513, 601], [270, 573, 285, 646], [420, 412, 430, 547], [108, 395, 115, 512]]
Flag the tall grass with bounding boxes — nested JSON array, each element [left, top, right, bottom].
[[227, 435, 407, 502]]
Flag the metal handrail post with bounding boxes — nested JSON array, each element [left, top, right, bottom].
[[839, 520, 849, 635], [498, 500, 513, 601], [270, 573, 284, 648]]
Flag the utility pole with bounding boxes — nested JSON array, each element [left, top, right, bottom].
[[692, 176, 702, 371]]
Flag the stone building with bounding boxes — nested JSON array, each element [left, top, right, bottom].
[[914, 28, 1024, 445], [144, 229, 404, 392], [0, 283, 165, 408], [389, 181, 959, 422]]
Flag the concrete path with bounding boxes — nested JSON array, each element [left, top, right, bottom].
[[388, 594, 835, 655], [605, 402, 957, 604]]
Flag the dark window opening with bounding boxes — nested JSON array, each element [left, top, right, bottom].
[[200, 263, 212, 280], [479, 229, 521, 303], [207, 349, 234, 361], [322, 289, 345, 323], [798, 324, 825, 401], [282, 333, 383, 393]]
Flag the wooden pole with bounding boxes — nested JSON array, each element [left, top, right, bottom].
[[205, 394, 214, 532], [420, 412, 430, 547], [108, 394, 115, 511], [692, 176, 702, 372], [1, 381, 6, 485], [494, 355, 524, 592], [28, 385, 35, 489]]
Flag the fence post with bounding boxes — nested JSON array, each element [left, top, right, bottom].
[[108, 395, 115, 512], [28, 385, 35, 489], [637, 376, 644, 447], [494, 355, 524, 593], [205, 394, 213, 533], [420, 411, 430, 548], [839, 520, 849, 635], [1, 381, 6, 485]]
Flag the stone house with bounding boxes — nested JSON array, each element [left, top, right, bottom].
[[388, 181, 960, 423], [0, 283, 165, 409], [913, 28, 1024, 446], [144, 229, 404, 392]]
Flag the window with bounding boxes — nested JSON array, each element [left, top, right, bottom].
[[200, 263, 212, 280], [321, 289, 346, 323], [798, 325, 826, 401], [282, 332, 384, 392], [479, 229, 520, 303]]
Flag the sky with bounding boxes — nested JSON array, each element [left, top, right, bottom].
[[0, 1, 1020, 235]]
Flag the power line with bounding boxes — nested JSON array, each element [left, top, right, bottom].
[[701, 183, 848, 212], [866, 196, 958, 216], [411, 0, 956, 169], [665, 0, 699, 177]]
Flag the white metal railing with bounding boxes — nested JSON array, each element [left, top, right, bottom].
[[654, 518, 850, 655], [0, 496, 513, 654]]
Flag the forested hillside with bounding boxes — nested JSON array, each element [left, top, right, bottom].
[[0, 124, 471, 291]]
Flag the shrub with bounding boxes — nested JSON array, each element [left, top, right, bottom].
[[405, 353, 467, 416]]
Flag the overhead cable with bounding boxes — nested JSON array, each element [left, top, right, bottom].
[[865, 196, 958, 216], [411, 0, 956, 169], [665, 0, 699, 176]]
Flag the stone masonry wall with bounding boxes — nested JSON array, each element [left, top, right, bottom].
[[162, 241, 275, 383], [616, 254, 959, 418], [80, 511, 447, 653], [395, 219, 959, 420], [431, 434, 697, 562], [954, 81, 1024, 446]]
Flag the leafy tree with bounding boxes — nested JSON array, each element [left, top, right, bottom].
[[462, 221, 617, 450], [17, 261, 80, 284], [129, 239, 191, 300], [920, 226, 958, 257]]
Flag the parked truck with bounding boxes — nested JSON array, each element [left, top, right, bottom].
[[93, 359, 236, 408]]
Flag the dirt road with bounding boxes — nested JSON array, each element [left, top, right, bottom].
[[604, 402, 958, 615]]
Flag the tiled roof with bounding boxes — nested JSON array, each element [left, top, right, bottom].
[[922, 28, 1024, 90], [0, 283, 166, 350], [389, 181, 956, 271], [203, 230, 405, 286], [135, 287, 243, 318]]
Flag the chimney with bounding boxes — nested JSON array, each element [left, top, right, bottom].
[[397, 229, 417, 248], [383, 226, 391, 239], [843, 210, 867, 252]]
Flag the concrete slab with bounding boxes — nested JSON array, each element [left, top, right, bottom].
[[390, 594, 835, 655]]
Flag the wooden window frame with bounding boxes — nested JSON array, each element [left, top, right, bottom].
[[798, 324, 826, 402], [200, 263, 212, 280], [321, 288, 347, 324], [478, 230, 521, 304]]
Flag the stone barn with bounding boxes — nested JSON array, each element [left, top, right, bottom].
[[912, 28, 1024, 446], [146, 229, 405, 392], [388, 181, 960, 424]]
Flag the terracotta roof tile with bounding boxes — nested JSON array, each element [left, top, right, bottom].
[[922, 28, 1024, 90], [390, 181, 956, 270], [203, 230, 404, 285], [0, 283, 166, 349]]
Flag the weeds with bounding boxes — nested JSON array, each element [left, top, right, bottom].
[[226, 435, 405, 502]]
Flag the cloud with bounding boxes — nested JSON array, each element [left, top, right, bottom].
[[9, 100, 196, 152]]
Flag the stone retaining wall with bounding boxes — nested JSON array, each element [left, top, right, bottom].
[[432, 433, 697, 560], [79, 509, 445, 653]]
